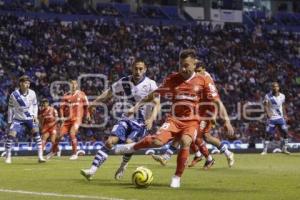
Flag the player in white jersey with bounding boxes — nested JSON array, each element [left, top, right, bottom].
[[80, 59, 159, 180], [5, 75, 46, 164], [261, 82, 290, 155]]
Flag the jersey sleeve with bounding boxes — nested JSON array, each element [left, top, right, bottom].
[[203, 78, 219, 101], [59, 95, 67, 117], [149, 80, 158, 93]]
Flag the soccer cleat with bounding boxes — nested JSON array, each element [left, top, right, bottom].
[[114, 143, 136, 154], [69, 154, 78, 160], [114, 163, 128, 180], [261, 151, 267, 155], [38, 157, 46, 163], [203, 158, 215, 170], [46, 152, 56, 160], [227, 152, 234, 168], [152, 154, 168, 166], [188, 156, 203, 167], [170, 175, 181, 188], [80, 169, 94, 181], [5, 157, 11, 164], [282, 148, 291, 155]]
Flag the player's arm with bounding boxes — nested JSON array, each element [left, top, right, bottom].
[[127, 91, 157, 116], [59, 97, 67, 122], [7, 94, 14, 126], [213, 98, 234, 135], [32, 92, 39, 124], [204, 80, 234, 135], [282, 102, 288, 121], [264, 100, 272, 119], [82, 93, 91, 122], [90, 89, 113, 114], [145, 96, 160, 130]]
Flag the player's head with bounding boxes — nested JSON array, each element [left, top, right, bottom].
[[69, 79, 78, 93], [179, 49, 197, 79], [131, 59, 147, 83], [41, 98, 49, 108], [19, 75, 31, 92], [271, 82, 280, 93], [195, 59, 206, 75]]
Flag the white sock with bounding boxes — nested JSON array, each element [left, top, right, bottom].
[[263, 141, 270, 152], [207, 155, 213, 162], [195, 151, 202, 157], [90, 165, 98, 174]]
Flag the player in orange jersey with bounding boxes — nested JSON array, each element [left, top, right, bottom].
[[115, 49, 234, 188], [151, 63, 235, 169], [38, 98, 59, 151], [47, 79, 90, 160]]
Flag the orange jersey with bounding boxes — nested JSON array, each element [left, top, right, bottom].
[[155, 72, 219, 121], [198, 71, 219, 118], [60, 90, 89, 122], [39, 106, 58, 129]]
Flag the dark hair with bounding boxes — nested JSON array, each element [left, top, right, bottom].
[[19, 75, 31, 83], [132, 58, 146, 68], [41, 98, 49, 103], [179, 49, 197, 60]]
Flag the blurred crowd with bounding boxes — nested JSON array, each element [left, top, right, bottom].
[[0, 12, 299, 145]]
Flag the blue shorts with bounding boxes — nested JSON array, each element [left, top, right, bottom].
[[9, 119, 39, 135], [266, 118, 287, 134], [111, 119, 146, 143]]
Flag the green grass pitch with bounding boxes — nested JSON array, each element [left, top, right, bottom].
[[0, 154, 299, 200]]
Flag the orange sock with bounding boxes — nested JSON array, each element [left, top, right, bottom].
[[198, 142, 209, 158], [42, 140, 46, 151], [175, 148, 190, 177], [133, 136, 154, 150], [52, 140, 59, 153], [71, 138, 77, 155], [189, 142, 198, 154]]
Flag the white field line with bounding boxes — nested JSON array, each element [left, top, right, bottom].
[[0, 188, 130, 200]]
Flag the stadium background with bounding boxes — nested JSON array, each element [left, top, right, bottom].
[[0, 0, 299, 153]]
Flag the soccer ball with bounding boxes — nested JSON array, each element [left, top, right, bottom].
[[132, 166, 153, 188]]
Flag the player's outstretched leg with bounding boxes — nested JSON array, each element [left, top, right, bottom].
[[115, 153, 132, 180], [80, 145, 109, 181]]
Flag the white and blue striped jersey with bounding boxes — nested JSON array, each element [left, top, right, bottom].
[[264, 92, 285, 120], [8, 89, 38, 123], [111, 76, 157, 121]]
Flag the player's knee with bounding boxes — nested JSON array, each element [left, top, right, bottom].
[[105, 138, 116, 149], [8, 131, 17, 138], [152, 139, 163, 147], [31, 127, 39, 134], [180, 135, 192, 148]]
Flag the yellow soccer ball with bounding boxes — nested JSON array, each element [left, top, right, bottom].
[[132, 166, 153, 188]]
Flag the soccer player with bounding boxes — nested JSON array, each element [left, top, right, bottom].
[[80, 59, 159, 180], [261, 82, 290, 155], [5, 75, 45, 164], [114, 49, 234, 188], [47, 79, 90, 160], [152, 64, 234, 169], [38, 98, 58, 151]]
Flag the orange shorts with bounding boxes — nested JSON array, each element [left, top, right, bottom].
[[154, 117, 199, 144], [41, 125, 58, 135], [197, 120, 213, 139], [60, 120, 81, 135]]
